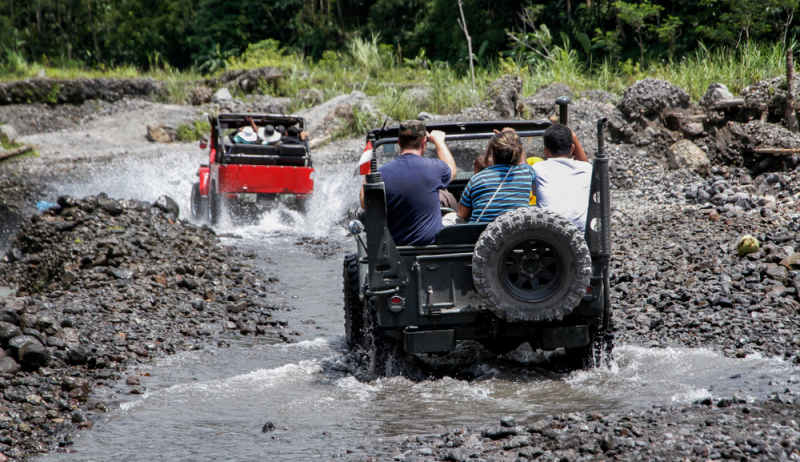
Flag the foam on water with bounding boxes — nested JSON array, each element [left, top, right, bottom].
[[50, 148, 203, 219]]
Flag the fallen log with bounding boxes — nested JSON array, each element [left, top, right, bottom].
[[712, 99, 745, 110], [0, 145, 33, 161], [751, 147, 800, 155]]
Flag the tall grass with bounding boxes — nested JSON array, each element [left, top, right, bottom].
[[0, 38, 791, 119]]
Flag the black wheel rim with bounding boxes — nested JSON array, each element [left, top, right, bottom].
[[499, 237, 565, 302]]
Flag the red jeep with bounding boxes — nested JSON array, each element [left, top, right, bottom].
[[190, 114, 314, 224]]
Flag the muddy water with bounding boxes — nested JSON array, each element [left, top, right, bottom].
[[36, 156, 800, 461]]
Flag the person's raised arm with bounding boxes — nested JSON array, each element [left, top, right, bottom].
[[428, 130, 456, 182], [359, 177, 366, 209], [571, 129, 589, 163]]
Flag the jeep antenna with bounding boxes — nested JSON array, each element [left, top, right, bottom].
[[381, 87, 408, 134]]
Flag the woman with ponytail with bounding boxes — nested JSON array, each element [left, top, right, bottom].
[[457, 130, 535, 223]]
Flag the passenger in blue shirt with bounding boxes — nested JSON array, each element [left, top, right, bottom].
[[360, 120, 456, 246], [458, 130, 534, 223]]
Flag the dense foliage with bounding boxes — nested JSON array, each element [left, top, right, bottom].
[[2, 0, 799, 73]]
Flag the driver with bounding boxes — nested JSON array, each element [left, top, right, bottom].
[[360, 120, 456, 246]]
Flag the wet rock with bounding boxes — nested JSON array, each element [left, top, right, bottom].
[[0, 322, 21, 341], [482, 426, 520, 439], [261, 421, 275, 432], [153, 195, 179, 216], [66, 346, 89, 365], [101, 200, 123, 216], [501, 416, 517, 427], [12, 337, 51, 370], [668, 140, 710, 175], [125, 376, 140, 386]]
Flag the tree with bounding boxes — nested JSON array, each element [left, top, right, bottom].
[[614, 0, 662, 69], [506, 3, 556, 61], [698, 0, 775, 48], [651, 15, 682, 60]]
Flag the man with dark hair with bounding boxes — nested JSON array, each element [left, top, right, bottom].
[[532, 123, 592, 232], [361, 120, 456, 246], [282, 125, 308, 145]]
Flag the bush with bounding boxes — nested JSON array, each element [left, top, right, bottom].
[[176, 120, 211, 142]]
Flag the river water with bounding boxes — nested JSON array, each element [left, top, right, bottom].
[[34, 151, 800, 461]]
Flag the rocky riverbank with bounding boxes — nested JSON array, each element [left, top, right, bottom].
[[374, 397, 800, 461], [0, 194, 291, 459]]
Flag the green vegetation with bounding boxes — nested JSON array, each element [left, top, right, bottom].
[[176, 120, 211, 142], [0, 131, 22, 150], [0, 1, 797, 121]]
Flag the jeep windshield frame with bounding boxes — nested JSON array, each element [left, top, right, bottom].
[[369, 120, 553, 175], [212, 113, 307, 158]]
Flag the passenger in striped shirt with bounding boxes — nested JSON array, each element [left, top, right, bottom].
[[457, 131, 534, 223]]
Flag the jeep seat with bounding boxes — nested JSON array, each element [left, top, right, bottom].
[[279, 144, 308, 157], [434, 222, 489, 246]]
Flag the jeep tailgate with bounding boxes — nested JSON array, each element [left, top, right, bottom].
[[217, 165, 314, 194]]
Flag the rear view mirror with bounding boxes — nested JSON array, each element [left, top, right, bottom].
[[199, 139, 208, 149]]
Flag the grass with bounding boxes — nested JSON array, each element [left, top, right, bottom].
[[176, 120, 211, 142], [0, 39, 792, 123]]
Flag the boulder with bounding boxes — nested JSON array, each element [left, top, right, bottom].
[[190, 86, 213, 105], [146, 124, 172, 143], [0, 322, 20, 341], [213, 87, 232, 102], [0, 124, 18, 141], [8, 336, 51, 370], [0, 357, 19, 374], [682, 122, 704, 136], [668, 140, 710, 175], [486, 75, 524, 118], [153, 195, 180, 216], [700, 83, 735, 107]]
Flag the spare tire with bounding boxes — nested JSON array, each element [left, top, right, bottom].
[[473, 208, 591, 322]]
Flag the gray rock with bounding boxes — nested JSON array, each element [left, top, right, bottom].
[[700, 83, 735, 107], [213, 87, 232, 102], [487, 75, 523, 118], [668, 140, 710, 175], [0, 357, 19, 374], [67, 346, 89, 365], [107, 267, 133, 279], [102, 200, 124, 216], [153, 195, 180, 216], [501, 416, 517, 427], [0, 321, 21, 341], [766, 265, 789, 285], [683, 123, 704, 136], [0, 124, 18, 141]]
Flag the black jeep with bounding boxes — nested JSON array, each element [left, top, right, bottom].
[[343, 100, 613, 377]]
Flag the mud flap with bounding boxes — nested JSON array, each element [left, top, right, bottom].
[[538, 325, 590, 350], [403, 329, 456, 354]]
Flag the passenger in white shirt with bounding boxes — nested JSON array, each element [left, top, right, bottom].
[[531, 124, 592, 233]]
